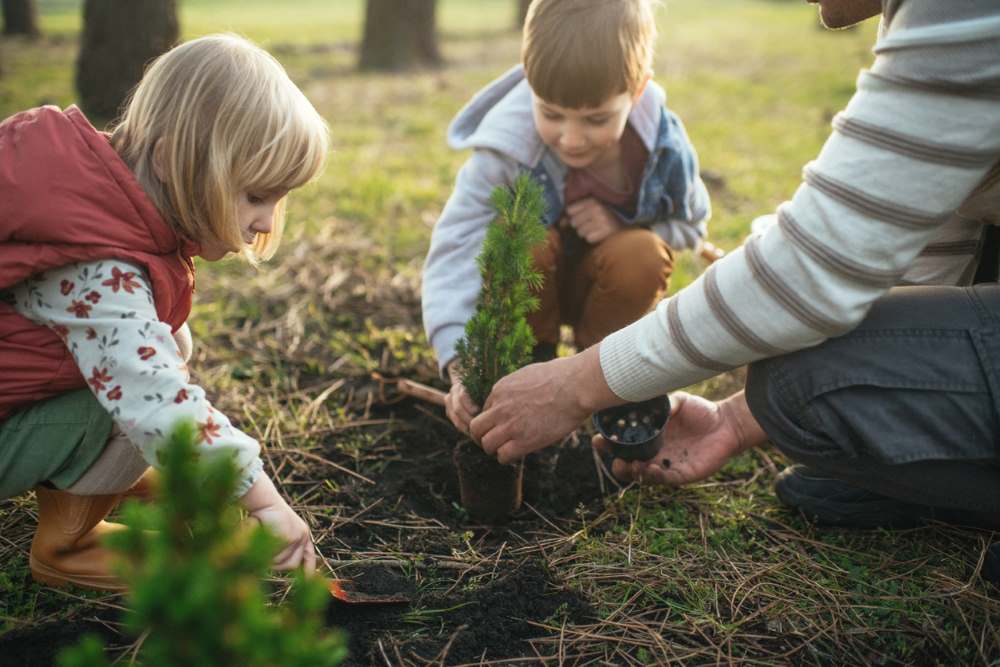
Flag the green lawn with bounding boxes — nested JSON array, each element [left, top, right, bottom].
[[2, 1, 998, 665]]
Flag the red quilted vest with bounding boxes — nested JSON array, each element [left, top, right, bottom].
[[0, 105, 196, 420]]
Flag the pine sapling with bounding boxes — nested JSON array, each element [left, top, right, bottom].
[[58, 421, 347, 667], [455, 173, 547, 405]]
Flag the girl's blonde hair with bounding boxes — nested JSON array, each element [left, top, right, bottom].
[[522, 0, 657, 109], [111, 33, 329, 263]]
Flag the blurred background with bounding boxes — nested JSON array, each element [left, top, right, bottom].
[[0, 0, 878, 288]]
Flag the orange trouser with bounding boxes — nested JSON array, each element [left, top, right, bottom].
[[526, 226, 674, 350]]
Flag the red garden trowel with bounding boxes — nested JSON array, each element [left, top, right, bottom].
[[326, 577, 410, 605]]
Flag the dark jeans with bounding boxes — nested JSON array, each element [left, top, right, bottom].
[[746, 284, 1000, 517]]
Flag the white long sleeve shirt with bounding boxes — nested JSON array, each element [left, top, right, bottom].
[[601, 0, 1000, 400]]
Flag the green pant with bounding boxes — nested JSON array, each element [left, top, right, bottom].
[[0, 389, 114, 499]]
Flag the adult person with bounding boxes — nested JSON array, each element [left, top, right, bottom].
[[469, 0, 1000, 534]]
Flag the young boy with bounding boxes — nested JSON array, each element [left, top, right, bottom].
[[422, 0, 711, 433]]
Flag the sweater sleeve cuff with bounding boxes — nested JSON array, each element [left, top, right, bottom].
[[433, 326, 466, 379], [599, 321, 672, 402], [234, 456, 265, 498]]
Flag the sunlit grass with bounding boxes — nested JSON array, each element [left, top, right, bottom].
[[6, 4, 990, 665]]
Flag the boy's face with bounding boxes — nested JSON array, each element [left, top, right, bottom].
[[531, 92, 635, 170]]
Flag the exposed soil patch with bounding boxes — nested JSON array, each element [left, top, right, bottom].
[[307, 397, 607, 664], [328, 560, 590, 666]]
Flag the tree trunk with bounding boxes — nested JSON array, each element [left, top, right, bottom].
[[359, 0, 440, 71], [76, 0, 178, 122], [2, 0, 40, 38], [516, 0, 532, 29]]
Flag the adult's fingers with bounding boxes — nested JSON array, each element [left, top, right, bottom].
[[478, 419, 512, 456], [495, 440, 526, 465], [469, 406, 499, 442], [591, 434, 611, 455], [669, 391, 688, 416], [610, 457, 677, 486]]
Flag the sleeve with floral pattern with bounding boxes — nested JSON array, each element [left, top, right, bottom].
[[12, 259, 264, 496]]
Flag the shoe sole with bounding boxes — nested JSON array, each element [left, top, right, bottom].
[[29, 554, 128, 592], [775, 478, 926, 529]]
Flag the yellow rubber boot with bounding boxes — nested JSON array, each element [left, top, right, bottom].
[[29, 487, 127, 592]]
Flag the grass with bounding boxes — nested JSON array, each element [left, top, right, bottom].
[[2, 1, 999, 665]]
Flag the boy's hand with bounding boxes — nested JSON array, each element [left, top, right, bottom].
[[564, 198, 623, 244], [240, 474, 316, 573], [445, 360, 479, 435], [593, 391, 756, 486]]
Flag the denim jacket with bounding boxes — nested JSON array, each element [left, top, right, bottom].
[[422, 65, 711, 373]]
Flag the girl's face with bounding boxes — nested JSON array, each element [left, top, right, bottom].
[[198, 190, 287, 261], [531, 92, 634, 171]]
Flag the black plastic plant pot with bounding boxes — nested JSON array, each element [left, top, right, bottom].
[[453, 439, 523, 523], [592, 395, 671, 462]]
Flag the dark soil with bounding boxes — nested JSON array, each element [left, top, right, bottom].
[[0, 615, 123, 666], [1, 394, 608, 667], [329, 560, 591, 666], [314, 397, 608, 665]]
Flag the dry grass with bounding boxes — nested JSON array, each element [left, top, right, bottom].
[[2, 1, 999, 664], [2, 219, 999, 665]]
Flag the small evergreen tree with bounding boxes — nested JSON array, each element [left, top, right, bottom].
[[455, 174, 547, 405], [58, 422, 346, 667]]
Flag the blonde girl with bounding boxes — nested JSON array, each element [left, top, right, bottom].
[[0, 34, 329, 590]]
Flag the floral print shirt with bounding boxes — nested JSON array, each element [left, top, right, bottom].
[[10, 259, 263, 496]]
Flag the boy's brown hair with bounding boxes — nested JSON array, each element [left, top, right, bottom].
[[522, 0, 657, 109]]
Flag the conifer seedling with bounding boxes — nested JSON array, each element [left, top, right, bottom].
[[455, 173, 547, 405], [451, 174, 547, 522], [58, 422, 347, 667]]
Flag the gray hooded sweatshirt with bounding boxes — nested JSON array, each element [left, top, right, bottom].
[[422, 65, 711, 374]]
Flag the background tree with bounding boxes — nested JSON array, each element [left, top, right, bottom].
[[359, 0, 440, 71], [2, 0, 40, 38], [515, 0, 532, 29], [76, 0, 178, 122]]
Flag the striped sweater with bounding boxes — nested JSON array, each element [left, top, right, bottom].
[[600, 0, 1000, 401]]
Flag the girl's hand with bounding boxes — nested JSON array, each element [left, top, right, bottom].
[[593, 391, 748, 486], [445, 361, 479, 435], [240, 474, 316, 572], [564, 198, 623, 244]]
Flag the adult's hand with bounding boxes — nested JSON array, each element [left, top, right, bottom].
[[470, 344, 622, 464], [444, 361, 479, 435], [594, 390, 766, 486]]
